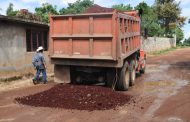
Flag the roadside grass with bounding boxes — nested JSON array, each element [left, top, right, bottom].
[[149, 45, 190, 56], [1, 76, 23, 83], [0, 72, 34, 83]]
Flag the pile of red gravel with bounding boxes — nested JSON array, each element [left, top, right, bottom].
[[84, 4, 114, 13], [15, 84, 131, 111]]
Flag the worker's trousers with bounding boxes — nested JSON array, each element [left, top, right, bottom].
[[34, 68, 47, 83]]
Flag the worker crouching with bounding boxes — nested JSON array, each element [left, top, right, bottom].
[[32, 46, 47, 85]]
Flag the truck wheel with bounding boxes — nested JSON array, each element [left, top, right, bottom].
[[117, 62, 130, 91], [140, 60, 146, 74], [129, 60, 136, 86]]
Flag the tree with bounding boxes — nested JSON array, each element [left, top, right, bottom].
[[6, 3, 13, 15], [183, 36, 190, 46], [154, 0, 186, 35], [135, 2, 164, 37], [59, 8, 67, 15], [173, 27, 184, 44], [6, 3, 18, 16], [112, 4, 133, 11], [148, 23, 165, 37], [35, 3, 58, 23], [59, 0, 94, 14]]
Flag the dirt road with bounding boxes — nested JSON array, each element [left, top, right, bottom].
[[0, 48, 190, 122]]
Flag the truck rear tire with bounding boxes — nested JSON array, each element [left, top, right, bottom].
[[129, 60, 136, 86], [117, 62, 130, 91]]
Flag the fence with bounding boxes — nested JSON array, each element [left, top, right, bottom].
[[142, 37, 176, 53]]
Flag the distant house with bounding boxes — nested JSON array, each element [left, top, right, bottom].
[[0, 15, 49, 73]]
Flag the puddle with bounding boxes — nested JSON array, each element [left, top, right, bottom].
[[145, 72, 171, 82], [146, 64, 170, 73], [145, 80, 176, 87], [142, 64, 188, 120], [144, 79, 188, 96], [143, 79, 188, 119], [144, 80, 178, 96], [146, 65, 160, 73], [158, 65, 170, 70]]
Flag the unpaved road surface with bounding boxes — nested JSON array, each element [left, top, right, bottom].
[[0, 48, 190, 122]]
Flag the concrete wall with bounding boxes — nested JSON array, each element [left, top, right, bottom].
[[0, 22, 51, 77], [141, 37, 176, 53]]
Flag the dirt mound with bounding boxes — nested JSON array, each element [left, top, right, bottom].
[[84, 4, 115, 13], [15, 84, 131, 111]]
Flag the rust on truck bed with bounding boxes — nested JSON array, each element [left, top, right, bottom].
[[49, 10, 141, 68]]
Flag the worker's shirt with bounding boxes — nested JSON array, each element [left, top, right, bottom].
[[32, 52, 45, 69]]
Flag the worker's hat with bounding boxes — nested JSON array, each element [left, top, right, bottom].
[[37, 46, 44, 52]]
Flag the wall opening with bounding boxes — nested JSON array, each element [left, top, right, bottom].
[[26, 29, 48, 52]]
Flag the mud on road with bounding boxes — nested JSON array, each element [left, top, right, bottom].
[[0, 48, 190, 122]]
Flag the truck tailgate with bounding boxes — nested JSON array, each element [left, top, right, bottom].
[[49, 13, 117, 60]]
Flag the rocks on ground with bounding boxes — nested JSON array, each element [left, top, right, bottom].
[[15, 84, 131, 111]]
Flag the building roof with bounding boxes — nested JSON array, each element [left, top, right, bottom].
[[0, 15, 49, 28]]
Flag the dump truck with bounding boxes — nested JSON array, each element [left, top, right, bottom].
[[49, 10, 146, 91]]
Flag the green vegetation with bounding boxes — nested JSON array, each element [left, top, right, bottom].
[[150, 47, 177, 55], [6, 3, 18, 16], [135, 0, 186, 43], [112, 4, 133, 11], [35, 0, 93, 23], [6, 3, 43, 22], [135, 2, 164, 37], [154, 0, 186, 35], [6, 0, 94, 23], [0, 76, 23, 83], [150, 46, 188, 55], [174, 27, 184, 44], [59, 0, 94, 14], [35, 3, 58, 23], [183, 37, 190, 46]]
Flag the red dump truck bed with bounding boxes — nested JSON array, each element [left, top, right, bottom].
[[49, 10, 146, 91], [49, 11, 141, 68]]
